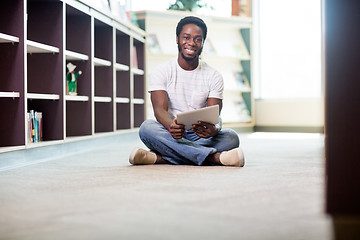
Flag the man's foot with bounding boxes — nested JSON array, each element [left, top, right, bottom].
[[129, 148, 157, 165], [219, 147, 245, 167]]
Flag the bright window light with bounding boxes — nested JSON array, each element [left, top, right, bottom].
[[254, 0, 322, 99], [130, 0, 231, 16]]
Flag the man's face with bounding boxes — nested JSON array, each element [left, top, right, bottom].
[[177, 23, 204, 61]]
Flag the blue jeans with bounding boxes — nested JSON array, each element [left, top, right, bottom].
[[139, 119, 240, 165]]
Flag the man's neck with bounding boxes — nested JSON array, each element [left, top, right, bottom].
[[177, 54, 199, 70]]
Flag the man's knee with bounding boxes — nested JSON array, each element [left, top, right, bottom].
[[222, 128, 240, 148], [139, 119, 154, 137], [139, 119, 163, 140]]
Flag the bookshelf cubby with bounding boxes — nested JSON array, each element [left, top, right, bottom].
[[94, 18, 113, 133], [0, 0, 146, 152], [115, 28, 131, 130], [0, 0, 26, 149], [132, 37, 145, 128], [26, 0, 64, 144], [135, 10, 254, 128], [65, 4, 92, 138]]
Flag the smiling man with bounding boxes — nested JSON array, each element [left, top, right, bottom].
[[129, 16, 245, 167]]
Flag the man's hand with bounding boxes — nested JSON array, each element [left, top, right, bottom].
[[168, 118, 185, 139], [192, 121, 219, 139]]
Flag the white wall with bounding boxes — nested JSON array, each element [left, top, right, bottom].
[[255, 98, 324, 127]]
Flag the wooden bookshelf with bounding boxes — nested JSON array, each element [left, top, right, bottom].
[[0, 0, 146, 151]]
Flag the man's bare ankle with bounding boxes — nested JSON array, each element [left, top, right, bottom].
[[206, 152, 222, 165], [155, 155, 169, 164]]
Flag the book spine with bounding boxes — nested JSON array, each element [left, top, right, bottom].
[[27, 113, 32, 143], [30, 110, 35, 142], [35, 112, 43, 142], [28, 110, 43, 143]]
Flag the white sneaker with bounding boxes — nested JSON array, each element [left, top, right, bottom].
[[219, 147, 245, 167], [129, 148, 157, 165]]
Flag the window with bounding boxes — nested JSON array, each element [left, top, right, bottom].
[[253, 0, 322, 99]]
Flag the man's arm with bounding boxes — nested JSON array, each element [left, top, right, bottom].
[[207, 97, 222, 112], [151, 90, 185, 139]]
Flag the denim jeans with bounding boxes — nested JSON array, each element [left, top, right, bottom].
[[139, 119, 240, 165]]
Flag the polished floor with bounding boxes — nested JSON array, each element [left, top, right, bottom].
[[0, 131, 332, 240]]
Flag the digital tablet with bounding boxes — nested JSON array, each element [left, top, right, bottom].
[[176, 105, 219, 130]]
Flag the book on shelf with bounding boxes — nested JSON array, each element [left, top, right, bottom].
[[147, 33, 162, 54], [221, 94, 251, 123], [126, 11, 140, 27], [233, 43, 248, 58], [222, 70, 250, 92], [27, 110, 43, 143], [233, 70, 251, 92], [132, 46, 138, 69], [239, 0, 252, 17]]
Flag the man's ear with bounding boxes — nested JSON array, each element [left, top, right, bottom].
[[176, 36, 178, 44]]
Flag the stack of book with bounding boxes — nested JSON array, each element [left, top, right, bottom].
[[27, 110, 43, 143]]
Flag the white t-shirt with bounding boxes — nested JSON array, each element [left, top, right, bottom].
[[148, 58, 224, 118]]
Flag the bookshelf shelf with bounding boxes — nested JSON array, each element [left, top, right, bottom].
[[0, 33, 19, 43], [0, 146, 25, 154], [65, 50, 89, 61], [65, 95, 89, 102], [0, 0, 146, 150], [94, 57, 112, 67], [27, 40, 59, 54], [133, 98, 145, 104], [26, 139, 64, 149], [115, 63, 130, 71], [116, 97, 130, 103], [131, 68, 145, 75], [0, 92, 20, 98], [94, 96, 112, 103], [27, 93, 60, 100]]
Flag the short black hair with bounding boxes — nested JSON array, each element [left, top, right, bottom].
[[176, 16, 207, 40]]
